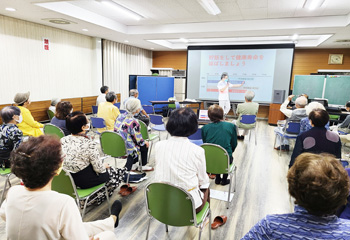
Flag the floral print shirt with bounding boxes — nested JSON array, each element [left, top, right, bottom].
[[0, 123, 23, 162], [114, 112, 145, 158], [61, 135, 105, 174]]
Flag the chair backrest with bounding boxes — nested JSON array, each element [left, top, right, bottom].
[[114, 102, 121, 109], [142, 105, 155, 114], [168, 98, 176, 109], [52, 169, 77, 199], [240, 115, 256, 124], [47, 110, 55, 120], [175, 102, 180, 109], [285, 121, 301, 134], [150, 114, 163, 125], [120, 110, 127, 114], [188, 128, 202, 140], [90, 117, 106, 129], [145, 182, 197, 227], [43, 124, 65, 139], [92, 105, 98, 114], [100, 131, 127, 158], [201, 143, 230, 174], [138, 120, 149, 140]]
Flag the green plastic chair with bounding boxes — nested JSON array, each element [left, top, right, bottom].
[[0, 168, 12, 204], [138, 120, 159, 160], [47, 109, 55, 120], [201, 143, 237, 209], [145, 182, 211, 240], [100, 131, 141, 182], [52, 169, 111, 218], [43, 124, 65, 139]]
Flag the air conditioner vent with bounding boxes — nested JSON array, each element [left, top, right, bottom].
[[172, 70, 186, 77]]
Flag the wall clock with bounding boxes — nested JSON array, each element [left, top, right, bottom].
[[328, 54, 343, 65]]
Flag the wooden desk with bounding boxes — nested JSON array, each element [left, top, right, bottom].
[[268, 103, 286, 125]]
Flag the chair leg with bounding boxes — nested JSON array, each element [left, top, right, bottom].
[[208, 209, 212, 240], [126, 171, 131, 184], [165, 224, 169, 232], [254, 127, 257, 145], [249, 130, 251, 141], [147, 141, 153, 162], [0, 175, 10, 204], [198, 224, 203, 240], [146, 218, 152, 240], [105, 186, 111, 215], [81, 196, 89, 219], [138, 155, 143, 173], [227, 173, 232, 209]]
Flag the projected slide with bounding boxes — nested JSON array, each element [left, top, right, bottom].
[[198, 49, 276, 102]]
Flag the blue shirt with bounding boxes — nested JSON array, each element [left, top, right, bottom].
[[299, 117, 330, 134], [242, 206, 350, 240]]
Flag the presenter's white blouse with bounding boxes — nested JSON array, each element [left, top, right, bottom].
[[154, 136, 209, 208], [217, 81, 234, 101]]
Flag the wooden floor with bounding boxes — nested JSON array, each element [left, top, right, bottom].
[[2, 120, 345, 240]]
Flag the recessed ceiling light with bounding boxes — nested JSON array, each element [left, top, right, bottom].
[[292, 34, 298, 40], [5, 7, 16, 12], [124, 40, 129, 43], [180, 38, 188, 43], [82, 29, 88, 31], [303, 0, 325, 10], [101, 0, 144, 21]]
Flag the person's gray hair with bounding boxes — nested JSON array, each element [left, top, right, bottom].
[[105, 91, 116, 103], [129, 89, 139, 97], [125, 98, 141, 116], [305, 102, 326, 115], [0, 106, 21, 124], [51, 98, 61, 106], [245, 91, 255, 101], [295, 96, 308, 108]]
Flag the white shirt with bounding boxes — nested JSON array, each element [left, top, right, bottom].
[[49, 106, 56, 114], [96, 94, 106, 106], [0, 185, 89, 240], [280, 98, 292, 118], [154, 137, 209, 208], [217, 80, 234, 101]]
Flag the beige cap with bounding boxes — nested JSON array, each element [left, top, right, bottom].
[[14, 92, 30, 105]]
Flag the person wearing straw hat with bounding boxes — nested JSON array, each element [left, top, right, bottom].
[[14, 92, 43, 137]]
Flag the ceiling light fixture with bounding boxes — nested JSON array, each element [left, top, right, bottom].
[[179, 38, 188, 43], [82, 29, 88, 31], [303, 0, 326, 10], [100, 0, 144, 21], [197, 0, 221, 15], [292, 34, 298, 40], [5, 7, 16, 12], [124, 40, 129, 43]]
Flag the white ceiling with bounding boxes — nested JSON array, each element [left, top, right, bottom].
[[0, 0, 350, 50]]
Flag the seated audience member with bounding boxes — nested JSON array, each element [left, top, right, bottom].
[[49, 98, 60, 114], [154, 108, 210, 213], [124, 89, 150, 126], [332, 101, 350, 133], [14, 92, 43, 137], [96, 86, 109, 106], [242, 153, 350, 239], [290, 109, 341, 168], [299, 101, 329, 134], [50, 101, 72, 136], [0, 135, 122, 240], [232, 90, 259, 140], [114, 98, 152, 171], [61, 111, 126, 205], [97, 91, 120, 132], [202, 104, 237, 185], [338, 168, 350, 220], [0, 106, 23, 168], [274, 95, 308, 151], [287, 93, 308, 109]]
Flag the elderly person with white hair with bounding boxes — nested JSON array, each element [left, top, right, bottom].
[[232, 90, 259, 140], [274, 95, 308, 151], [300, 101, 330, 134], [49, 98, 61, 114], [114, 98, 153, 171]]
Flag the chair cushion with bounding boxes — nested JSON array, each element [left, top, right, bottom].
[[0, 168, 11, 175], [152, 125, 166, 131], [195, 202, 210, 224], [77, 183, 105, 198], [148, 133, 159, 141]]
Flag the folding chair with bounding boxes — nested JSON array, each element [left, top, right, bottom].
[[167, 101, 180, 117], [120, 110, 127, 114], [90, 117, 107, 134], [114, 102, 121, 109], [149, 114, 167, 140], [145, 182, 211, 240], [52, 169, 111, 219], [142, 105, 155, 114], [201, 143, 236, 209], [274, 121, 301, 156], [188, 128, 203, 146], [43, 123, 65, 139], [0, 168, 12, 204], [47, 109, 55, 120], [237, 115, 257, 145], [92, 106, 98, 115], [139, 120, 159, 160]]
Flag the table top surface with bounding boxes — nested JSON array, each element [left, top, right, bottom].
[[149, 100, 202, 104]]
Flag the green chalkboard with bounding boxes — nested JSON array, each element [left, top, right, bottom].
[[292, 75, 325, 100], [324, 76, 350, 105]]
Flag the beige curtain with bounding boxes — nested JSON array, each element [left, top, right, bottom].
[[102, 40, 152, 105]]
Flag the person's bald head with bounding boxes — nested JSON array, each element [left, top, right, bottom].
[[295, 96, 308, 109]]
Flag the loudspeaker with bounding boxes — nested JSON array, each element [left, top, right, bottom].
[[273, 90, 285, 104]]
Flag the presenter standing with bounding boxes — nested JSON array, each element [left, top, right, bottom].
[[217, 72, 244, 115]]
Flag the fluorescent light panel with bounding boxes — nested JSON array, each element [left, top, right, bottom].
[[101, 0, 144, 21], [303, 0, 326, 10], [197, 0, 221, 15]]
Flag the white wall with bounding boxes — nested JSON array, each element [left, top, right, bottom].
[[0, 15, 102, 104]]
